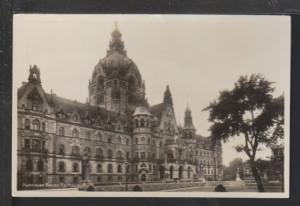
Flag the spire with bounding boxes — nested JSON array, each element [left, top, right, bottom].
[[163, 85, 173, 106], [28, 65, 41, 84], [184, 105, 195, 130], [108, 22, 126, 56]]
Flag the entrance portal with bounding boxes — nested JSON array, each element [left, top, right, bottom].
[[187, 167, 191, 179], [169, 165, 174, 179], [141, 174, 146, 182], [178, 166, 183, 179], [159, 166, 165, 179]]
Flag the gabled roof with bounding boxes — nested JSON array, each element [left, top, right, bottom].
[[149, 103, 165, 120], [46, 93, 130, 122]]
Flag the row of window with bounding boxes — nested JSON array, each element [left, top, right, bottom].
[[24, 119, 45, 131], [24, 138, 46, 152], [58, 145, 129, 159], [57, 161, 127, 173], [134, 151, 156, 159], [134, 118, 150, 128], [25, 159, 44, 171], [58, 127, 131, 144]]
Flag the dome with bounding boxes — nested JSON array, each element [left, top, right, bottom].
[[133, 106, 151, 116], [91, 24, 142, 87]]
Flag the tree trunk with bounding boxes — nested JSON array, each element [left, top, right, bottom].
[[250, 161, 265, 192]]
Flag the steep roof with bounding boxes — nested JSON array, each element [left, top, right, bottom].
[[149, 103, 165, 120], [46, 93, 130, 121]]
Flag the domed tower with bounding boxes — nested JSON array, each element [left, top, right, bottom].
[[89, 23, 146, 114], [132, 106, 153, 181], [183, 105, 196, 139]]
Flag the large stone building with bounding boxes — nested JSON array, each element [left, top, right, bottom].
[[17, 25, 223, 188]]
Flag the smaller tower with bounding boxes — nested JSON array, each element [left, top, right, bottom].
[[28, 65, 41, 85], [132, 106, 153, 181], [183, 105, 196, 139], [163, 85, 173, 106]]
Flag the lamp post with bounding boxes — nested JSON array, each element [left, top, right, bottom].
[[200, 163, 204, 181]]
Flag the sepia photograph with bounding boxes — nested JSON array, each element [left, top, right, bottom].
[[12, 14, 290, 197]]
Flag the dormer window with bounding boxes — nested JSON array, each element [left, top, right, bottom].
[[72, 128, 79, 138], [32, 102, 39, 111], [25, 119, 30, 129], [32, 119, 40, 130]]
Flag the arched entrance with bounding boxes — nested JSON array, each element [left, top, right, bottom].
[[141, 174, 146, 182], [187, 167, 191, 179], [169, 165, 174, 179], [178, 166, 183, 179], [159, 166, 165, 179]]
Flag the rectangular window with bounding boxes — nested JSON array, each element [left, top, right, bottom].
[[32, 139, 40, 152], [24, 139, 30, 149], [141, 152, 146, 159], [86, 131, 91, 139]]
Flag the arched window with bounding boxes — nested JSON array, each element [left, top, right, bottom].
[[117, 164, 122, 173], [25, 160, 33, 171], [107, 164, 113, 173], [42, 122, 45, 131], [32, 102, 39, 111], [97, 76, 104, 90], [32, 119, 40, 130], [146, 119, 150, 127], [86, 131, 91, 140], [84, 147, 91, 155], [96, 132, 102, 141], [116, 150, 123, 159], [167, 152, 174, 159], [72, 162, 79, 172], [72, 128, 79, 138], [126, 138, 129, 145], [58, 144, 65, 155], [96, 148, 103, 158], [107, 136, 112, 143], [72, 145, 80, 155], [141, 136, 145, 144], [59, 127, 65, 136], [117, 136, 122, 144], [135, 137, 138, 145], [135, 119, 139, 128], [58, 161, 65, 172], [126, 152, 130, 159], [107, 149, 113, 159], [25, 119, 30, 129], [97, 164, 102, 173], [140, 118, 145, 127]]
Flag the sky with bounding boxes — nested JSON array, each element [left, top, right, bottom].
[[13, 15, 290, 166]]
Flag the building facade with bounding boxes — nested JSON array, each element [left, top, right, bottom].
[[17, 25, 223, 188]]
